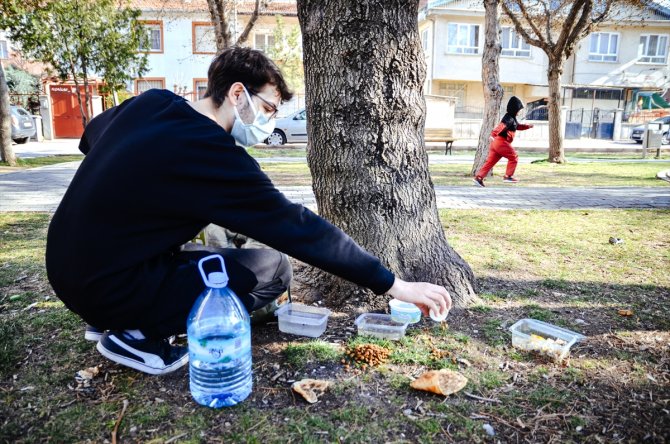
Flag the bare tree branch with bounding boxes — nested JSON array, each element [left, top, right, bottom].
[[554, 0, 589, 57], [500, 1, 546, 49], [236, 0, 268, 45]]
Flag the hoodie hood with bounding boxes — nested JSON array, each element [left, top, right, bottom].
[[506, 96, 525, 116]]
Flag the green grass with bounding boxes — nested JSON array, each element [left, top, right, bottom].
[[258, 160, 670, 187], [0, 155, 83, 169], [283, 340, 341, 367]]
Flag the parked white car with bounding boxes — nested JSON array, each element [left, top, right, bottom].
[[266, 108, 307, 145]]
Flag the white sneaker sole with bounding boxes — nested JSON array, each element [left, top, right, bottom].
[[84, 331, 104, 342], [96, 339, 189, 375]]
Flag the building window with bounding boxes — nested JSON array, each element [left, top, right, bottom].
[[501, 27, 530, 57], [192, 22, 216, 54], [135, 78, 166, 95], [639, 34, 668, 64], [588, 32, 618, 62], [447, 23, 479, 54], [194, 79, 208, 100], [438, 82, 466, 106], [254, 33, 275, 53], [421, 28, 429, 52], [139, 21, 163, 53], [573, 88, 621, 100], [0, 40, 8, 59]]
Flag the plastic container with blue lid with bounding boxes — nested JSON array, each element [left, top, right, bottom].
[[388, 299, 422, 324]]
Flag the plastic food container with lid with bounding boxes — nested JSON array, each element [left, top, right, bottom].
[[275, 303, 331, 338], [388, 299, 422, 324], [355, 313, 409, 340], [509, 318, 585, 362]]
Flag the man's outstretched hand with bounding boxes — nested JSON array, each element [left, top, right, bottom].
[[387, 278, 452, 318]]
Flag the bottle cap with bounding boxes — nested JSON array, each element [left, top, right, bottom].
[[208, 272, 228, 287]]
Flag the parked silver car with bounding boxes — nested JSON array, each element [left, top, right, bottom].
[[10, 105, 36, 144], [630, 115, 670, 144], [266, 108, 307, 146]]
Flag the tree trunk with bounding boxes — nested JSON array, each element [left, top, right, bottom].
[[296, 0, 477, 310], [472, 0, 503, 176], [207, 0, 232, 53], [547, 59, 566, 163], [0, 62, 17, 166]]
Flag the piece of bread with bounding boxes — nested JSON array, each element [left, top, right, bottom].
[[292, 379, 330, 403], [410, 369, 468, 396]]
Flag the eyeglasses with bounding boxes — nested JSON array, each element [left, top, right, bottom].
[[249, 91, 279, 119]]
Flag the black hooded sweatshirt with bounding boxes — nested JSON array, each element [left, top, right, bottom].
[[491, 96, 531, 143], [45, 89, 395, 324]]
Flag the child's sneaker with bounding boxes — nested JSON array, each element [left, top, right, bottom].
[[96, 330, 188, 375], [502, 176, 519, 183], [473, 177, 485, 187], [84, 325, 105, 342]]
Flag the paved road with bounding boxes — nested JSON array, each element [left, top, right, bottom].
[[1, 161, 668, 211]]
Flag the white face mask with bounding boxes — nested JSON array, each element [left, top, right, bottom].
[[230, 87, 276, 147]]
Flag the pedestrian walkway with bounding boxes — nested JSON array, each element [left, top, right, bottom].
[[1, 161, 668, 212]]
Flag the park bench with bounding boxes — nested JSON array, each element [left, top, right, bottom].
[[424, 127, 456, 155]]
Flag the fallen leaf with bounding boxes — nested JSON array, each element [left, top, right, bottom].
[[76, 365, 101, 381], [617, 309, 634, 317], [410, 369, 468, 396], [292, 379, 330, 404]]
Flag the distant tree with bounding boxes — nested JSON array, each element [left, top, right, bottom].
[[0, 0, 149, 128], [268, 15, 304, 94], [206, 0, 268, 52], [5, 65, 41, 112], [501, 0, 645, 163], [0, 63, 16, 166], [472, 0, 504, 176]]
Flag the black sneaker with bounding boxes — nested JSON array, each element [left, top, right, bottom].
[[96, 331, 188, 375], [502, 176, 519, 183], [473, 177, 485, 187], [84, 325, 104, 342]]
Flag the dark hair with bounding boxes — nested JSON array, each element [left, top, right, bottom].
[[204, 46, 293, 108]]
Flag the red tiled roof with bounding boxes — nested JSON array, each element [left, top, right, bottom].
[[131, 0, 297, 15]]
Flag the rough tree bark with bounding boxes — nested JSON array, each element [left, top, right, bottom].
[[296, 0, 477, 309], [472, 0, 504, 176], [0, 62, 16, 166], [547, 61, 565, 163]]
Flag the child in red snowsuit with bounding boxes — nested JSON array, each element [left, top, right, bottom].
[[474, 96, 533, 187]]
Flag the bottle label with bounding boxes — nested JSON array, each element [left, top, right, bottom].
[[189, 332, 251, 364]]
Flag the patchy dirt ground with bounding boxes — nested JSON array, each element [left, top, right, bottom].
[[1, 212, 669, 443]]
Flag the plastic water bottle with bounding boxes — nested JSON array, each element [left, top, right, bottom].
[[187, 254, 252, 408]]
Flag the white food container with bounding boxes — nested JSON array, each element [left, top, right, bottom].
[[275, 303, 331, 338], [355, 313, 409, 340], [509, 318, 585, 362]]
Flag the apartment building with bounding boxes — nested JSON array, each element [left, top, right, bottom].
[[131, 0, 300, 102], [419, 0, 670, 138]]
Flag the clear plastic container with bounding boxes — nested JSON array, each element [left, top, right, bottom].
[[355, 313, 408, 340], [509, 318, 585, 362], [389, 299, 422, 324], [275, 303, 331, 338]]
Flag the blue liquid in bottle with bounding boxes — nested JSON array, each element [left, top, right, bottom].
[[187, 254, 252, 408]]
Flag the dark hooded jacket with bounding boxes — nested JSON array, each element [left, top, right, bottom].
[[491, 96, 532, 143]]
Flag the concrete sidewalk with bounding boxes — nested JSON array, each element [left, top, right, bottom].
[[1, 161, 668, 212]]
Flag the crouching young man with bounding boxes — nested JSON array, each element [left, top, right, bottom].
[[46, 47, 451, 375]]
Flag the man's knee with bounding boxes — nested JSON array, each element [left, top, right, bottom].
[[275, 252, 293, 288]]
